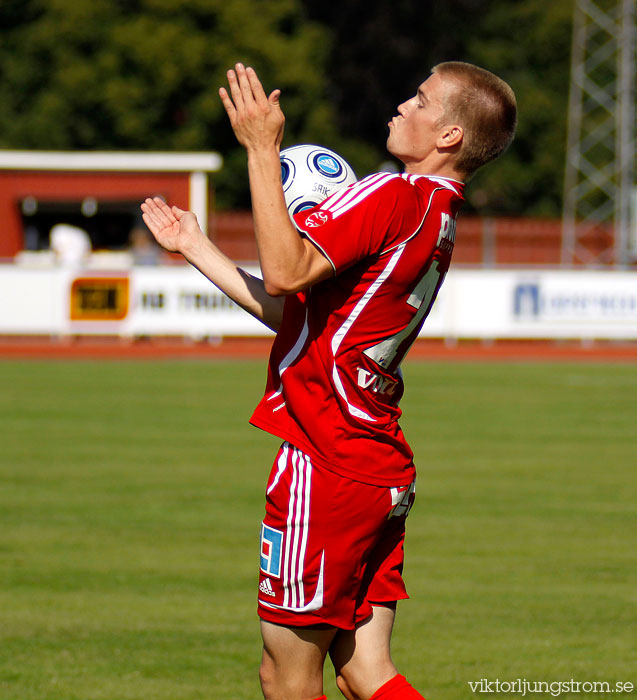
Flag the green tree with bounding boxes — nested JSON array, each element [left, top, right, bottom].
[[0, 0, 376, 207], [463, 0, 574, 216], [0, 0, 575, 214], [301, 0, 574, 216]]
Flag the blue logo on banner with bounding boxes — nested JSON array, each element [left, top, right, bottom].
[[514, 283, 541, 317], [260, 524, 283, 578]]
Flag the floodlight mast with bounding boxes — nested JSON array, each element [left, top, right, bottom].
[[562, 0, 636, 266], [617, 0, 635, 263]]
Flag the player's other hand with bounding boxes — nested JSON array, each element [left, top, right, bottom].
[[140, 197, 204, 256], [219, 63, 285, 152]]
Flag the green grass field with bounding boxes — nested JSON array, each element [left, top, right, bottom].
[[0, 359, 635, 700]]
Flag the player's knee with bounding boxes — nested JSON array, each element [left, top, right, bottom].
[[259, 655, 277, 699], [336, 661, 399, 700], [260, 655, 322, 700]]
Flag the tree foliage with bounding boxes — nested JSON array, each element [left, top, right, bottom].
[[301, 0, 575, 215], [0, 0, 574, 214], [0, 0, 362, 207]]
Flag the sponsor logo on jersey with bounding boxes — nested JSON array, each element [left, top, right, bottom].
[[304, 210, 332, 227], [259, 577, 276, 597], [388, 481, 416, 519], [260, 523, 284, 578], [436, 213, 457, 255], [356, 367, 399, 396], [313, 153, 343, 178]]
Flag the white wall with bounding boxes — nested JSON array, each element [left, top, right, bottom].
[[1, 263, 636, 340]]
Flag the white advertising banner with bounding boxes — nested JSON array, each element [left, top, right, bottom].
[[126, 266, 268, 337], [432, 269, 637, 339], [0, 267, 68, 334], [1, 264, 636, 340]]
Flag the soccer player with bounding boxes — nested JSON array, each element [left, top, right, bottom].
[[141, 61, 516, 700]]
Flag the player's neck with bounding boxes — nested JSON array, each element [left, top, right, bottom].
[[403, 158, 464, 182]]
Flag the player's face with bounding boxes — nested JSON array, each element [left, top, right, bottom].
[[386, 72, 450, 167]]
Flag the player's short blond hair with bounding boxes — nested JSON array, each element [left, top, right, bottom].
[[432, 61, 517, 179]]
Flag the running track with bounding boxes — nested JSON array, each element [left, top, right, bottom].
[[1, 336, 636, 362]]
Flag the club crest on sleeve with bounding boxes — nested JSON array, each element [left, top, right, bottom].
[[304, 210, 332, 228]]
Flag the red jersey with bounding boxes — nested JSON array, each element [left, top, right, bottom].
[[250, 172, 464, 486]]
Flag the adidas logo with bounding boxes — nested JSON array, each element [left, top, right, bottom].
[[259, 578, 276, 597]]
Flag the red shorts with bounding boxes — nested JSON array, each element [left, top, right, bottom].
[[257, 442, 416, 630]]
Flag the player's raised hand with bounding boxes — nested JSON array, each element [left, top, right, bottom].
[[140, 197, 204, 255], [219, 63, 285, 152]]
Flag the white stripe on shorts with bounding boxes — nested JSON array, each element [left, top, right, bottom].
[[266, 442, 289, 495], [282, 446, 312, 608]]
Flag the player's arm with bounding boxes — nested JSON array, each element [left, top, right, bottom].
[[140, 197, 284, 332], [219, 64, 333, 296]]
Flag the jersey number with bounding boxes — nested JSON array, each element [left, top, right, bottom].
[[363, 260, 444, 370]]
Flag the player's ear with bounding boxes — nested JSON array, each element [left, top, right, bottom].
[[436, 124, 463, 150]]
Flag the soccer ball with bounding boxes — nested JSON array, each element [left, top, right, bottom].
[[280, 144, 357, 219]]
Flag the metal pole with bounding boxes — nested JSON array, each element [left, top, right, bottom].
[[616, 0, 635, 262], [562, 0, 587, 266], [189, 171, 208, 237]]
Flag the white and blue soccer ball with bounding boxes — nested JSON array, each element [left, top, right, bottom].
[[280, 144, 357, 219]]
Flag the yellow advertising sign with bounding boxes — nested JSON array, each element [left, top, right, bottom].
[[70, 277, 129, 321]]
